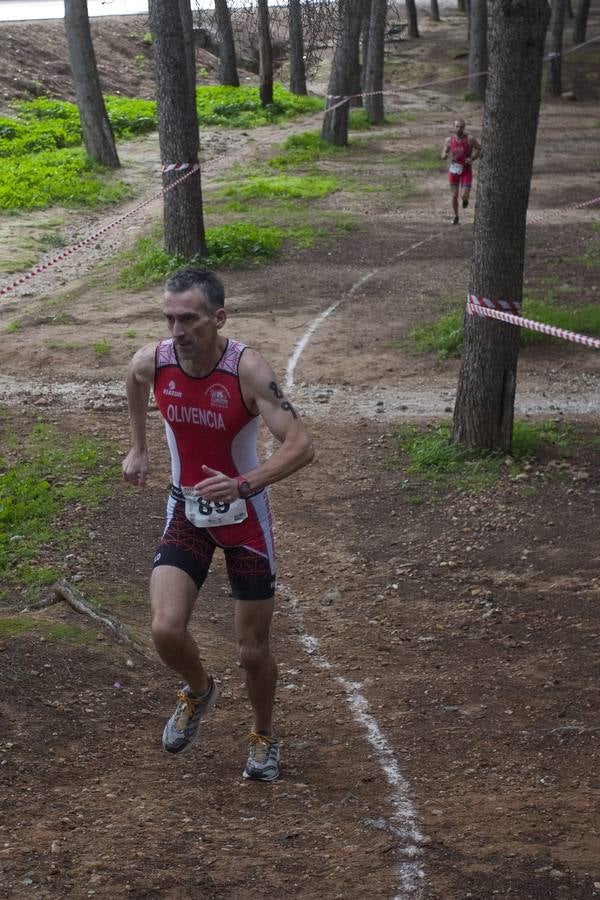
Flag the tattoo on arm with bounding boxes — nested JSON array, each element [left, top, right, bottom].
[[268, 381, 298, 419]]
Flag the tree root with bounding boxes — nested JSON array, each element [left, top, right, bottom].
[[21, 579, 152, 661]]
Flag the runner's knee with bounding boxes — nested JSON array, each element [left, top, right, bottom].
[[151, 617, 186, 655], [237, 635, 271, 672]]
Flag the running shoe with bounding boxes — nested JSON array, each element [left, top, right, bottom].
[[162, 677, 218, 754], [452, 216, 459, 225], [462, 197, 469, 209], [243, 732, 281, 782]]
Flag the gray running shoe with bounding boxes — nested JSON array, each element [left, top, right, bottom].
[[243, 732, 281, 782], [162, 677, 218, 754]]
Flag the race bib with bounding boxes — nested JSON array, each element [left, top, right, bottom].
[[181, 486, 248, 528], [449, 162, 464, 175]]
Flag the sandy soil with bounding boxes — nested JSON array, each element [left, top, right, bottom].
[[1, 6, 600, 900]]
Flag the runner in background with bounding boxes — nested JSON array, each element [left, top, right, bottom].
[[441, 118, 481, 225], [122, 266, 314, 782]]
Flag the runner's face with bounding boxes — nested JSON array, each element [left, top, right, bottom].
[[163, 287, 224, 359], [454, 121, 465, 136]]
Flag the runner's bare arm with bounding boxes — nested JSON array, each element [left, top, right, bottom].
[[441, 137, 451, 160], [468, 136, 481, 162], [122, 343, 155, 488], [194, 350, 314, 502]]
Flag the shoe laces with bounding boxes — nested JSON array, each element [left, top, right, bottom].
[[175, 689, 199, 729], [248, 731, 272, 763]]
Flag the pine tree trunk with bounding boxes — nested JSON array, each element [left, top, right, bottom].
[[361, 0, 372, 97], [178, 0, 196, 98], [149, 0, 206, 259], [405, 0, 420, 37], [214, 0, 239, 87], [322, 0, 364, 145], [467, 0, 487, 99], [548, 0, 566, 97], [288, 0, 307, 95], [364, 0, 387, 124], [257, 0, 274, 107], [430, 0, 441, 22], [452, 0, 551, 453], [573, 0, 591, 43], [64, 0, 119, 168]]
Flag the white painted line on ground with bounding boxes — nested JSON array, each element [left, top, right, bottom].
[[279, 584, 425, 898], [285, 231, 441, 391]]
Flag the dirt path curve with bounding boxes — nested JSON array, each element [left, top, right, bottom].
[[2, 18, 600, 896]]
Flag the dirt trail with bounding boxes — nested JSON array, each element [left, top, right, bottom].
[[1, 8, 600, 900]]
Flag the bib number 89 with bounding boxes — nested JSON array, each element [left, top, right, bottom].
[[196, 498, 230, 516]]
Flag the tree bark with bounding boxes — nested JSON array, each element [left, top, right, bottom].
[[405, 0, 420, 38], [364, 0, 387, 124], [322, 0, 364, 145], [178, 0, 196, 97], [430, 0, 441, 21], [214, 0, 239, 87], [467, 0, 488, 99], [548, 0, 566, 97], [573, 0, 591, 43], [288, 0, 307, 95], [452, 0, 551, 454], [63, 0, 119, 168], [257, 0, 274, 107], [149, 0, 206, 259]]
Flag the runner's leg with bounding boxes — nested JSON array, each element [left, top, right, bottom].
[[450, 184, 459, 219], [460, 173, 472, 207], [234, 597, 277, 734], [150, 565, 211, 696]]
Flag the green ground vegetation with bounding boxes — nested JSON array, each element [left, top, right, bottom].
[[0, 615, 100, 645], [408, 293, 600, 358], [117, 123, 395, 285], [0, 86, 321, 210], [390, 420, 576, 491], [0, 420, 119, 603]]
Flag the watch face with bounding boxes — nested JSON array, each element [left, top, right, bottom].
[[238, 480, 252, 498]]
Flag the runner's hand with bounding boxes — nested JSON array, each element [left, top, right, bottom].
[[194, 465, 239, 502], [122, 448, 149, 488]]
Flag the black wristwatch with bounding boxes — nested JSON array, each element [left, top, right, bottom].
[[236, 476, 253, 499]]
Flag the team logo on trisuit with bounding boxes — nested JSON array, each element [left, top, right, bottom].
[[206, 383, 230, 408], [163, 379, 182, 398]]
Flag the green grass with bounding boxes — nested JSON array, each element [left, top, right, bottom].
[[0, 422, 118, 602], [0, 87, 321, 211], [195, 83, 322, 128], [219, 174, 339, 202], [396, 148, 445, 171], [0, 148, 132, 210], [0, 616, 100, 645], [390, 421, 576, 491], [408, 295, 600, 358], [118, 222, 286, 289], [92, 337, 111, 356], [268, 130, 341, 170]]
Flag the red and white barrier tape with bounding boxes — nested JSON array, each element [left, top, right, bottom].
[[467, 296, 600, 350], [162, 161, 196, 173], [325, 33, 600, 114], [467, 293, 521, 315], [0, 163, 200, 299]]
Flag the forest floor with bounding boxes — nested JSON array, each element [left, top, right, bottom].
[[1, 5, 600, 900]]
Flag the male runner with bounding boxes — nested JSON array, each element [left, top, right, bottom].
[[441, 118, 481, 225], [122, 267, 314, 781]]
